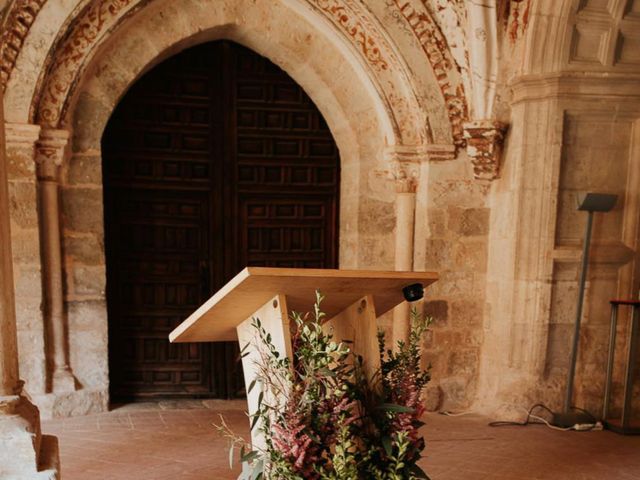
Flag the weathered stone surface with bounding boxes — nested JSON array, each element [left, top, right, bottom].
[[71, 93, 113, 153], [6, 146, 36, 179], [423, 300, 448, 326], [64, 235, 104, 265], [423, 239, 451, 270], [423, 384, 443, 412], [15, 328, 46, 395], [451, 240, 487, 272], [68, 325, 108, 388], [447, 349, 479, 377], [358, 236, 394, 268], [67, 300, 107, 330], [14, 302, 43, 331], [450, 299, 483, 328], [34, 389, 109, 419], [71, 265, 106, 296], [13, 265, 42, 299], [8, 180, 38, 228], [426, 208, 446, 237], [66, 155, 102, 185], [448, 207, 489, 236], [0, 396, 59, 479], [61, 187, 104, 233], [360, 197, 395, 233], [10, 228, 40, 264], [439, 376, 476, 410]]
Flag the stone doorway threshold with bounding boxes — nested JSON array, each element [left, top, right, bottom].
[[42, 401, 640, 480], [110, 398, 248, 412]]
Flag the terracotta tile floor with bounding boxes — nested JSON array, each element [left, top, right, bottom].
[[43, 401, 640, 480]]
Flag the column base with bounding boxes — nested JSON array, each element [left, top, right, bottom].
[[51, 368, 76, 394], [0, 394, 60, 479], [33, 387, 109, 419]]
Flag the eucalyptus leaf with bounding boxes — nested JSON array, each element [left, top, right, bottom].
[[241, 450, 259, 463]]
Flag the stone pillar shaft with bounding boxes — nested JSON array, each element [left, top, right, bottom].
[[392, 190, 417, 344], [36, 129, 75, 393], [0, 110, 20, 398], [390, 158, 419, 345]]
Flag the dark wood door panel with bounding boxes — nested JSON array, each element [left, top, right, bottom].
[[103, 40, 339, 401], [105, 189, 213, 398]]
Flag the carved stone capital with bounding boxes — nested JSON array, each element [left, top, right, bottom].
[[463, 120, 508, 180], [382, 146, 422, 193], [380, 144, 457, 192], [393, 162, 420, 193], [35, 129, 70, 180]]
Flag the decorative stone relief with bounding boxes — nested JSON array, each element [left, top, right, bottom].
[[420, 0, 471, 97], [391, 0, 469, 146], [34, 0, 430, 146], [307, 0, 428, 145], [0, 0, 47, 92], [463, 119, 507, 180], [36, 0, 138, 126], [311, 0, 388, 71]]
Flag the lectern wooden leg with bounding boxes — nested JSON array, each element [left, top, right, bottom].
[[322, 294, 381, 380], [236, 294, 291, 450]]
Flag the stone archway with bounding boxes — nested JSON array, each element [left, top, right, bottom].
[[14, 0, 440, 414]]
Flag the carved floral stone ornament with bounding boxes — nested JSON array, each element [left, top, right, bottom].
[[463, 119, 508, 180]]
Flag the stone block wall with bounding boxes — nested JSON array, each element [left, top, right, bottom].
[[545, 112, 640, 416], [418, 155, 490, 411], [57, 149, 110, 415], [5, 124, 47, 396]]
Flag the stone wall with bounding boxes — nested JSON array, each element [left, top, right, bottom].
[[5, 123, 46, 396], [59, 146, 109, 414], [545, 111, 640, 416], [419, 155, 489, 410]]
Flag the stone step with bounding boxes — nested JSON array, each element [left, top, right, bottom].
[[0, 395, 60, 479]]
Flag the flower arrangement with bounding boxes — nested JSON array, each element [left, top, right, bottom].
[[217, 291, 432, 480]]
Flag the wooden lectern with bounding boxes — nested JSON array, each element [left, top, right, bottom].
[[169, 267, 437, 447]]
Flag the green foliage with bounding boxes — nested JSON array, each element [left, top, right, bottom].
[[219, 292, 432, 480]]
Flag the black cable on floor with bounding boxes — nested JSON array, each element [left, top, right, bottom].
[[489, 404, 599, 431], [488, 403, 553, 427]]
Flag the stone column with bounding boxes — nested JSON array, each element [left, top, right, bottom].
[[383, 147, 422, 345], [392, 167, 418, 344], [36, 129, 75, 393], [0, 110, 59, 478], [0, 125, 20, 401]]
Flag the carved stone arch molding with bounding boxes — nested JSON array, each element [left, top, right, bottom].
[[25, 0, 452, 151]]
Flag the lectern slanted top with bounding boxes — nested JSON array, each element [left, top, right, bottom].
[[169, 267, 438, 449], [169, 267, 438, 343]]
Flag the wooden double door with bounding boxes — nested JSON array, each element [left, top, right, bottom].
[[102, 41, 340, 401]]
